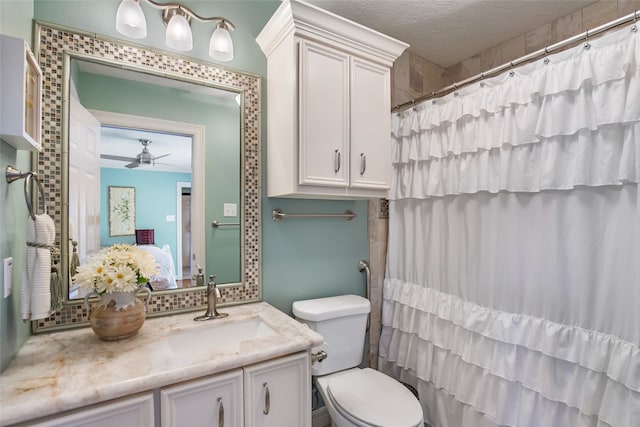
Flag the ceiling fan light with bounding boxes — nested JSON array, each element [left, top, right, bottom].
[[165, 10, 193, 51], [116, 0, 147, 39], [209, 21, 234, 62]]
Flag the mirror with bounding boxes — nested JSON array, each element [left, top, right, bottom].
[[33, 22, 262, 332], [67, 57, 241, 298]]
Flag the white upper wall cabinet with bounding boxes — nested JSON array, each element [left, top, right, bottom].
[[0, 35, 42, 151], [257, 0, 408, 199]]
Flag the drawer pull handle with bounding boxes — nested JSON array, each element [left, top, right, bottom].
[[263, 382, 270, 415], [360, 153, 367, 175], [217, 397, 224, 427], [334, 149, 341, 173]]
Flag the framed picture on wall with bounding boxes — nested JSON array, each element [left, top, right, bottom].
[[108, 186, 136, 236]]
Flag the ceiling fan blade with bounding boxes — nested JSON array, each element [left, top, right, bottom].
[[101, 154, 136, 162], [153, 154, 171, 161], [125, 162, 139, 169]]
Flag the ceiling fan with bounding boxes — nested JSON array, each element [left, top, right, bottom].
[[101, 139, 170, 169]]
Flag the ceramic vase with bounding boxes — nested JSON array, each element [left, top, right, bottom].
[[84, 288, 151, 341]]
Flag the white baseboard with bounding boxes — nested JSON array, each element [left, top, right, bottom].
[[312, 407, 331, 427]]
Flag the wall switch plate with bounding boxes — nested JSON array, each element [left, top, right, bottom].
[[223, 203, 237, 217], [166, 215, 176, 222], [4, 257, 13, 298]]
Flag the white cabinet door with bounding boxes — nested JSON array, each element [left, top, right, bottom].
[[26, 393, 154, 427], [244, 352, 311, 427], [299, 39, 350, 188], [350, 57, 392, 190], [161, 369, 244, 427]]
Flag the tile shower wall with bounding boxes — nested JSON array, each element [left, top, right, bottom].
[[443, 0, 640, 86], [391, 51, 446, 108], [392, 0, 640, 108]]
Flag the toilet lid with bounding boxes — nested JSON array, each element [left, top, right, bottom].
[[327, 368, 423, 427]]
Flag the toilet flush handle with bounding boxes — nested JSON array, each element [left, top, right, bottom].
[[311, 350, 328, 364]]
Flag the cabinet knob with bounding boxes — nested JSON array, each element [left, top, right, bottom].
[[334, 149, 341, 173], [217, 397, 224, 427], [360, 153, 367, 175], [262, 382, 271, 415]]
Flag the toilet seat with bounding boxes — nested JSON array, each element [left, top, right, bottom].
[[325, 368, 423, 427]]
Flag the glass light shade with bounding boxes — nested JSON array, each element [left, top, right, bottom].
[[165, 13, 193, 51], [115, 0, 147, 39], [209, 23, 234, 62]]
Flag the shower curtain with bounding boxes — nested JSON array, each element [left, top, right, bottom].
[[379, 24, 639, 427]]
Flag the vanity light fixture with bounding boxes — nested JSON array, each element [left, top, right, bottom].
[[115, 0, 235, 61]]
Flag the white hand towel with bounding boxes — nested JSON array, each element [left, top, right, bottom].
[[20, 213, 56, 320]]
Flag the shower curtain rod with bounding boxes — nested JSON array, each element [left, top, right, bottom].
[[391, 9, 640, 113]]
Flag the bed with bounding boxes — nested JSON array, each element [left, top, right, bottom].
[[138, 244, 178, 290]]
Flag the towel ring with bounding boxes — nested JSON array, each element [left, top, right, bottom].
[[24, 173, 47, 220], [5, 165, 47, 220]]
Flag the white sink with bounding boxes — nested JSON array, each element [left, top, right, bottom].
[[168, 317, 277, 353]]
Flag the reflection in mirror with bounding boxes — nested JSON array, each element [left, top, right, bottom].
[[67, 57, 241, 300], [34, 22, 261, 332]]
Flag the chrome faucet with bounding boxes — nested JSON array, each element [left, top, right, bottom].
[[194, 275, 228, 321]]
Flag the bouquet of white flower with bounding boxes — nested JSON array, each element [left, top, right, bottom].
[[73, 244, 159, 294]]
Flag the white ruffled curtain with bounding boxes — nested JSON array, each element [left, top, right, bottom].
[[379, 24, 639, 427]]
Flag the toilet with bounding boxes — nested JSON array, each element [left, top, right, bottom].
[[293, 294, 424, 427]]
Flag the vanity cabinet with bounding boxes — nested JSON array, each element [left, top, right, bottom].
[[160, 352, 310, 427], [257, 0, 407, 199], [21, 393, 154, 427], [161, 370, 244, 427], [244, 351, 310, 427], [0, 34, 42, 151]]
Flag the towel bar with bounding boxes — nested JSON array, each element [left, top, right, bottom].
[[272, 209, 356, 221]]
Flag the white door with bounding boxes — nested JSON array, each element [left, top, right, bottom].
[[298, 39, 350, 188], [161, 369, 244, 427], [69, 96, 101, 266], [244, 352, 311, 427], [349, 56, 392, 190]]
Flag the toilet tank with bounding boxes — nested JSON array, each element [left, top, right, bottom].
[[292, 294, 370, 376]]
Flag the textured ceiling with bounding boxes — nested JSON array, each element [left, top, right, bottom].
[[306, 0, 597, 67]]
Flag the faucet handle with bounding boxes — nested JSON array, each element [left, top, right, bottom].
[[208, 275, 217, 286]]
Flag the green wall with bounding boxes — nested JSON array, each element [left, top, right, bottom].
[[0, 1, 370, 372], [100, 168, 198, 280], [0, 0, 36, 371]]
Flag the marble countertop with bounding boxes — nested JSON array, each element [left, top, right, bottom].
[[0, 302, 323, 426]]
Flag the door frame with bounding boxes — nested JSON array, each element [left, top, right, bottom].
[[90, 110, 205, 279]]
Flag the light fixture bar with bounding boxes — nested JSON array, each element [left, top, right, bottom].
[[145, 0, 235, 28], [115, 0, 235, 60]]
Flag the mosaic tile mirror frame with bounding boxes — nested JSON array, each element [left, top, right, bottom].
[[33, 22, 262, 333]]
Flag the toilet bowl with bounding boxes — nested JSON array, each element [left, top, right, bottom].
[[292, 295, 424, 427], [316, 368, 423, 427]]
